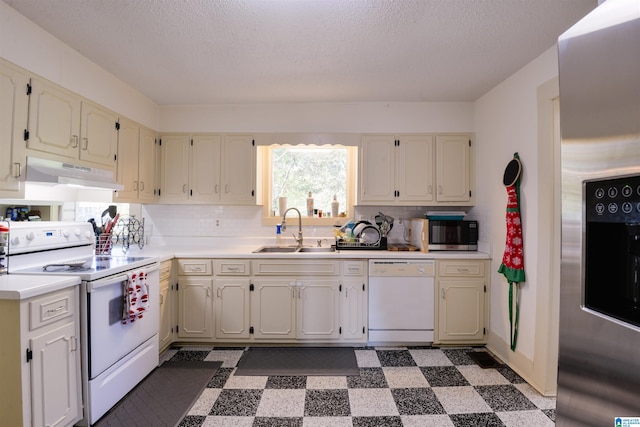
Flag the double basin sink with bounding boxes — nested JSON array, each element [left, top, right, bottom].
[[253, 245, 335, 253]]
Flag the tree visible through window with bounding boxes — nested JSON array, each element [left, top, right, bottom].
[[271, 145, 348, 217]]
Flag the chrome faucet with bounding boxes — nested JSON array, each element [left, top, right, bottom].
[[281, 207, 303, 248]]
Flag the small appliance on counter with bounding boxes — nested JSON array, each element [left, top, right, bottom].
[[428, 219, 478, 251]]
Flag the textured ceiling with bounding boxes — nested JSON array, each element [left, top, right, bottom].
[[3, 0, 596, 105]]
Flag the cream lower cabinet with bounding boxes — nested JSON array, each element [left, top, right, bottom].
[[0, 285, 82, 427], [177, 259, 214, 341], [158, 259, 175, 352], [214, 260, 251, 340], [341, 260, 368, 340], [435, 259, 488, 344]]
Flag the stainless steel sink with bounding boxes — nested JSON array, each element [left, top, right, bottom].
[[298, 247, 335, 253], [252, 246, 299, 253], [252, 246, 335, 253]]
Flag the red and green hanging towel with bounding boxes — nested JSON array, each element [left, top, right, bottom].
[[498, 153, 525, 351]]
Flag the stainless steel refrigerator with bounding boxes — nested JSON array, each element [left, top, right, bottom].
[[558, 0, 640, 425]]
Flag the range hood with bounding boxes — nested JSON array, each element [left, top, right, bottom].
[[25, 156, 124, 191]]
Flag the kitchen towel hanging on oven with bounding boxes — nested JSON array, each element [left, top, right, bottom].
[[122, 271, 149, 324], [498, 153, 526, 351]]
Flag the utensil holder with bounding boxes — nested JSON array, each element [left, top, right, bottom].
[[96, 233, 113, 255]]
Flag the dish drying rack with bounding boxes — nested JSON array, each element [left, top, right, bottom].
[[111, 216, 145, 252], [335, 236, 387, 250]]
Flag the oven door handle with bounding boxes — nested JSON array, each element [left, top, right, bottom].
[[86, 263, 159, 293]]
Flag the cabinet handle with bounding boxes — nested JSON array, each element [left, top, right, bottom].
[[215, 184, 219, 194], [428, 185, 433, 195], [206, 287, 211, 298], [134, 181, 139, 191], [438, 185, 443, 194], [159, 294, 164, 304], [82, 137, 88, 150], [71, 135, 79, 148], [140, 182, 145, 191], [217, 288, 221, 298], [183, 184, 187, 193], [13, 162, 21, 178], [441, 289, 446, 299]]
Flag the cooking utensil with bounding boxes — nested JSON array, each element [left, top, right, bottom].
[[101, 205, 117, 227]]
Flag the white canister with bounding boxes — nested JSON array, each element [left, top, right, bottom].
[[278, 197, 287, 215]]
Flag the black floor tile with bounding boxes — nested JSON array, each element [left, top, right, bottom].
[[543, 408, 556, 421], [266, 376, 307, 389], [496, 365, 527, 384], [253, 417, 303, 426], [450, 412, 506, 426], [177, 415, 205, 427], [347, 368, 388, 388], [442, 348, 477, 365], [304, 389, 351, 416], [391, 387, 446, 415], [421, 366, 470, 387], [352, 416, 403, 426], [209, 389, 262, 416], [206, 367, 233, 388], [376, 349, 417, 367], [475, 385, 538, 411], [170, 350, 211, 362]]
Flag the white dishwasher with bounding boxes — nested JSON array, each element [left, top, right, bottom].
[[368, 260, 435, 344]]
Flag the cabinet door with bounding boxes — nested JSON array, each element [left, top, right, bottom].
[[191, 135, 221, 202], [214, 278, 251, 339], [438, 278, 485, 343], [160, 135, 190, 202], [0, 60, 28, 195], [80, 100, 118, 168], [138, 126, 157, 202], [297, 279, 340, 340], [30, 321, 81, 427], [221, 135, 255, 204], [397, 135, 434, 203], [178, 277, 214, 339], [27, 77, 81, 160], [341, 280, 367, 340], [114, 118, 140, 201], [159, 278, 173, 351], [251, 279, 296, 339], [436, 135, 471, 202], [359, 135, 396, 203]]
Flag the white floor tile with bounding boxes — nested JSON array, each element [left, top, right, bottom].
[[456, 365, 511, 386], [202, 416, 254, 427], [204, 349, 245, 367], [433, 386, 493, 414], [303, 416, 353, 426], [408, 349, 454, 366], [306, 375, 348, 389], [256, 389, 306, 417], [401, 414, 456, 427], [187, 388, 221, 416], [348, 388, 399, 416], [223, 370, 268, 389], [383, 367, 430, 388], [354, 349, 381, 367], [514, 383, 557, 410], [497, 409, 555, 427]]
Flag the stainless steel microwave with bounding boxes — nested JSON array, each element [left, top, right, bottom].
[[428, 220, 478, 251]]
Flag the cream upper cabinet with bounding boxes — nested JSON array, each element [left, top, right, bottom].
[[159, 134, 255, 204], [79, 100, 118, 167], [27, 77, 118, 170], [115, 119, 157, 203], [220, 134, 256, 204], [435, 259, 487, 344], [159, 134, 191, 202], [0, 59, 29, 196], [435, 135, 472, 203], [359, 134, 434, 205], [359, 133, 473, 206]]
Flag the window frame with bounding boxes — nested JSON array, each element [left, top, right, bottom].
[[260, 144, 356, 226]]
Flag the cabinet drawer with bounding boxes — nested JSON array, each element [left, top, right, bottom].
[[251, 260, 339, 276], [29, 287, 75, 330], [438, 260, 486, 277], [160, 260, 173, 280], [343, 260, 366, 276], [215, 260, 250, 275], [177, 259, 213, 275]]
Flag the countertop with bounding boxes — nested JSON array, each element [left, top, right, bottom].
[[0, 274, 81, 300]]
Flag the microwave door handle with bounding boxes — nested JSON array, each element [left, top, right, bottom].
[[87, 274, 129, 293]]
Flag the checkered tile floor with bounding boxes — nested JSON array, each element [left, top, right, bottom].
[[161, 346, 556, 427]]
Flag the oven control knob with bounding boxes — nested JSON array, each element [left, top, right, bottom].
[[84, 231, 92, 240], [63, 229, 71, 238], [74, 228, 81, 237], [25, 232, 35, 241], [11, 236, 19, 245]]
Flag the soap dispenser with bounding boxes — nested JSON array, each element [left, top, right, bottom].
[[331, 194, 339, 217], [306, 191, 314, 217]]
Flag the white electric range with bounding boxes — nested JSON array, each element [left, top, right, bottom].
[[6, 221, 160, 426]]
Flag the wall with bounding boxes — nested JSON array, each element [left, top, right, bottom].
[[0, 1, 158, 130], [474, 46, 559, 393]]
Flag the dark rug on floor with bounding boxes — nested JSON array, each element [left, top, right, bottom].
[[94, 361, 221, 427], [468, 351, 503, 369], [235, 347, 359, 376]]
